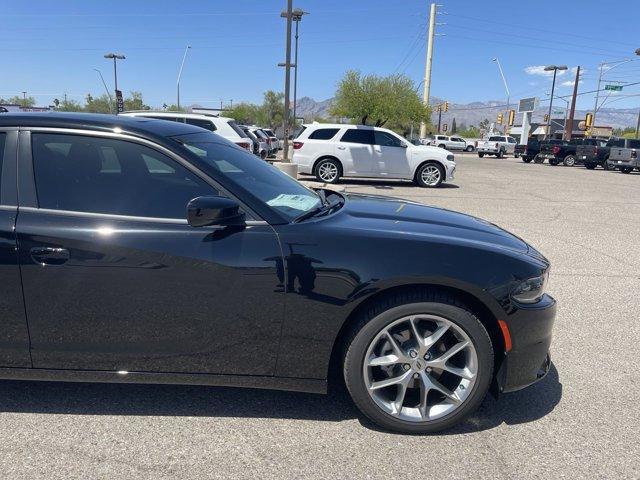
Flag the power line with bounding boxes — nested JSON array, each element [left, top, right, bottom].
[[393, 23, 426, 73]]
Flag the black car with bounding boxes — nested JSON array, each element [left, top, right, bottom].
[[0, 113, 556, 433]]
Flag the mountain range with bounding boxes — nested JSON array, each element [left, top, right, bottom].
[[295, 96, 639, 129]]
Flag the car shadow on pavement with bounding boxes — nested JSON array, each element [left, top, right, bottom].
[[0, 363, 560, 434]]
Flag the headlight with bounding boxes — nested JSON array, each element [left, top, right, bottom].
[[511, 270, 549, 304]]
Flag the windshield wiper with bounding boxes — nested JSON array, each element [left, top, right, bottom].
[[294, 195, 343, 223]]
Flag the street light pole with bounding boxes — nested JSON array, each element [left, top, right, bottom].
[[492, 58, 510, 134], [177, 45, 191, 110], [280, 0, 294, 162], [544, 65, 567, 139], [291, 8, 308, 130], [93, 68, 114, 113]]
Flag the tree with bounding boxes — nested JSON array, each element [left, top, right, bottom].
[[479, 118, 491, 134], [225, 102, 261, 124], [124, 91, 149, 111], [57, 98, 84, 112], [85, 93, 112, 113], [329, 70, 429, 128], [0, 95, 36, 107], [259, 90, 284, 130], [451, 117, 457, 134]]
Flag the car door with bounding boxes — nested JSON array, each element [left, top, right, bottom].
[[16, 129, 284, 375], [0, 128, 31, 367], [338, 128, 375, 175], [372, 130, 411, 176]]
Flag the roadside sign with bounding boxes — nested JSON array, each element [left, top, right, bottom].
[[115, 89, 124, 113], [518, 97, 538, 113], [604, 85, 623, 91], [442, 123, 448, 132]]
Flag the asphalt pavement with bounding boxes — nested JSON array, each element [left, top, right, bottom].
[[1, 153, 638, 479]]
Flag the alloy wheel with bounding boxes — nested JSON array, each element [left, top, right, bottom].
[[420, 165, 441, 186], [363, 314, 478, 422], [318, 162, 338, 182]]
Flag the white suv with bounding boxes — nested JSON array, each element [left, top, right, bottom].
[[293, 124, 456, 187], [424, 135, 473, 152], [122, 111, 253, 152]]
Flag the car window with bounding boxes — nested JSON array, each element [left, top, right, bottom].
[[186, 118, 216, 131], [488, 136, 503, 142], [308, 128, 340, 140], [607, 138, 625, 148], [228, 120, 249, 138], [32, 133, 215, 219], [628, 139, 640, 149], [374, 131, 404, 147], [508, 137, 516, 143], [0, 133, 5, 200], [173, 131, 321, 221], [341, 129, 375, 145], [293, 125, 306, 139]]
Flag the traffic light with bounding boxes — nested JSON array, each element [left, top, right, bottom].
[[497, 112, 503, 125], [444, 101, 449, 112], [544, 113, 549, 123], [508, 109, 515, 126], [436, 105, 442, 113], [585, 112, 593, 128]]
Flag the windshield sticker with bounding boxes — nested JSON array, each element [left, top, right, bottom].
[[267, 194, 319, 211]]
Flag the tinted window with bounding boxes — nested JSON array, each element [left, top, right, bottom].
[[309, 128, 340, 140], [186, 118, 216, 131], [488, 136, 504, 142], [607, 138, 625, 148], [293, 125, 307, 139], [0, 133, 5, 199], [341, 129, 375, 145], [32, 133, 214, 219], [228, 120, 248, 138], [507, 137, 516, 143], [627, 139, 640, 149], [374, 131, 404, 147]]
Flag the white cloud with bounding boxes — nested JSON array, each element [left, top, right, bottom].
[[524, 65, 568, 77], [561, 80, 583, 87]]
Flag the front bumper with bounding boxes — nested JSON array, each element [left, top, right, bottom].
[[477, 148, 498, 154], [444, 162, 456, 181], [494, 294, 556, 393]]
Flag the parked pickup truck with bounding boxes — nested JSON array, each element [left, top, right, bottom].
[[539, 138, 603, 166], [607, 138, 640, 173], [476, 135, 516, 158], [515, 139, 563, 163], [575, 138, 614, 170]]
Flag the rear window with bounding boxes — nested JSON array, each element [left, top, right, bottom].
[[308, 128, 340, 140], [341, 129, 374, 145], [488, 136, 504, 142], [228, 120, 249, 138], [263, 129, 276, 137], [607, 138, 625, 148], [0, 133, 5, 199], [186, 118, 216, 132], [293, 125, 307, 139], [627, 139, 640, 149]]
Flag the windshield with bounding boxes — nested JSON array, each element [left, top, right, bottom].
[[172, 132, 321, 221]]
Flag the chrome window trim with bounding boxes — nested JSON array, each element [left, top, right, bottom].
[[23, 127, 264, 222], [18, 206, 267, 226]]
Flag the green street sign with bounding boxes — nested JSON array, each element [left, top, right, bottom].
[[605, 84, 623, 91]]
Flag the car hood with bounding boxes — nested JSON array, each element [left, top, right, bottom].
[[336, 193, 530, 255]]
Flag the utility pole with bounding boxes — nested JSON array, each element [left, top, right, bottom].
[[22, 91, 27, 107], [543, 65, 567, 139], [291, 9, 308, 131], [419, 3, 437, 139], [280, 0, 294, 162], [635, 109, 640, 139], [565, 66, 580, 141]]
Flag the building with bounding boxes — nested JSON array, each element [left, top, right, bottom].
[[0, 103, 51, 113], [508, 119, 613, 141]]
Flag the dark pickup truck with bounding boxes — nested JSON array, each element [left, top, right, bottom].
[[516, 139, 563, 163], [576, 137, 624, 170], [539, 138, 605, 166]]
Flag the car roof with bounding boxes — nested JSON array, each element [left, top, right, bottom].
[[0, 112, 204, 138], [123, 111, 235, 122]]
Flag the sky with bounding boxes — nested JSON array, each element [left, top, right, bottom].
[[2, 0, 640, 113]]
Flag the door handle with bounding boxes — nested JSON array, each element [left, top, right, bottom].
[[337, 146, 346, 150], [30, 247, 70, 266]]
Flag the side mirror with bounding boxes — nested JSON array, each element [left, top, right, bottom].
[[187, 196, 245, 227], [400, 143, 408, 148]]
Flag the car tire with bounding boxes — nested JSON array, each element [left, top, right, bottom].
[[465, 145, 474, 152], [343, 289, 494, 434], [585, 162, 596, 170], [620, 167, 633, 174], [260, 150, 267, 160], [438, 144, 446, 149], [563, 155, 576, 167], [522, 157, 533, 163], [602, 157, 612, 170], [416, 162, 444, 188], [496, 149, 504, 159], [478, 153, 484, 158], [314, 158, 342, 184], [533, 155, 545, 164], [549, 158, 559, 166]]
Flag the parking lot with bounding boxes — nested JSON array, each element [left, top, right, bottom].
[[1, 153, 638, 479]]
